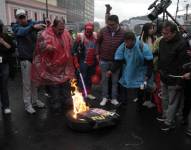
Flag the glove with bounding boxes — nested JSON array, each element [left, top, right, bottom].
[[73, 56, 80, 69]]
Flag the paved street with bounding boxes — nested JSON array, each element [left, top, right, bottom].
[[0, 75, 191, 150]]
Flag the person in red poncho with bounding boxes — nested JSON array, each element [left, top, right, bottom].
[[72, 22, 97, 100], [32, 18, 75, 112]]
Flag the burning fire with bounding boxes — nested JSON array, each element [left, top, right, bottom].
[[71, 79, 89, 119]]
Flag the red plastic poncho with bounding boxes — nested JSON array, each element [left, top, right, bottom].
[[31, 27, 75, 86]]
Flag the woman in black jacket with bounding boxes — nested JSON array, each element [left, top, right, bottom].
[[0, 20, 15, 114]]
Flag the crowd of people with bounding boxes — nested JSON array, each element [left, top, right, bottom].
[[0, 5, 191, 137]]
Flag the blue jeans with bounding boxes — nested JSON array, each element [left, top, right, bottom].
[[0, 63, 10, 109], [100, 61, 120, 99]]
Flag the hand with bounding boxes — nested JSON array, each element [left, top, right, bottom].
[[0, 37, 5, 44], [33, 24, 46, 30], [96, 55, 100, 63], [46, 45, 56, 51], [187, 50, 191, 57], [105, 4, 112, 13], [0, 37, 11, 49], [45, 19, 51, 27], [106, 70, 112, 77], [73, 56, 80, 69], [182, 73, 191, 80]]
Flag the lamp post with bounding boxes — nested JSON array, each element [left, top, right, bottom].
[[46, 0, 48, 18]]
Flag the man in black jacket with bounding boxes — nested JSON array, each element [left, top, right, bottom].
[[158, 21, 190, 131], [182, 71, 191, 137], [0, 20, 15, 114]]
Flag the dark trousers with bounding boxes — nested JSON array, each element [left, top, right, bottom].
[[0, 63, 10, 109], [48, 81, 72, 110], [183, 80, 191, 119], [119, 86, 143, 108], [78, 62, 95, 93]]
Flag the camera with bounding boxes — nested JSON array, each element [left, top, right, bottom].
[[148, 0, 172, 21]]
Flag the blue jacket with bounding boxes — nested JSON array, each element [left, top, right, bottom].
[[12, 20, 41, 61], [115, 38, 153, 88]]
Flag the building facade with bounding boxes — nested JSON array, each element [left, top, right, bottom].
[[57, 0, 94, 23], [1, 0, 67, 25], [84, 0, 94, 22]]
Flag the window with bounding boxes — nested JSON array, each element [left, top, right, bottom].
[[14, 9, 17, 17], [43, 13, 45, 19], [34, 12, 37, 21]]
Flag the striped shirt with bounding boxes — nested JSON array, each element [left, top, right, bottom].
[[97, 26, 125, 61]]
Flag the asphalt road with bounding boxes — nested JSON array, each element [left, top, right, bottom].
[[0, 75, 191, 150]]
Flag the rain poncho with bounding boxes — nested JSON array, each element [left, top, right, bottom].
[[115, 38, 153, 88], [31, 27, 75, 86]]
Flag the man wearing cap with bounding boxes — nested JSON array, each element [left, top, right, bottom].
[[12, 9, 46, 114]]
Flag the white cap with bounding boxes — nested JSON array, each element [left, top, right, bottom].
[[16, 9, 26, 17]]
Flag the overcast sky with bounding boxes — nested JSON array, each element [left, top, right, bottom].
[[94, 0, 190, 24]]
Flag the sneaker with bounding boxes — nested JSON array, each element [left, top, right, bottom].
[[87, 94, 96, 100], [160, 123, 176, 131], [156, 115, 165, 122], [44, 93, 51, 98], [25, 105, 36, 114], [133, 98, 138, 102], [142, 101, 150, 106], [33, 100, 45, 108], [111, 99, 119, 106], [3, 108, 12, 114], [185, 129, 191, 137], [100, 98, 108, 106], [143, 101, 155, 108], [146, 102, 156, 108]]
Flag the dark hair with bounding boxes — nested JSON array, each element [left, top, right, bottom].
[[124, 31, 136, 41], [140, 23, 155, 43], [163, 21, 178, 33], [53, 18, 65, 27], [108, 15, 119, 24]]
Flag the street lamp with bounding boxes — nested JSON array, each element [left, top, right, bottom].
[[46, 0, 48, 18]]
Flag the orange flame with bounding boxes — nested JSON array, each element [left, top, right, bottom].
[[71, 79, 89, 119]]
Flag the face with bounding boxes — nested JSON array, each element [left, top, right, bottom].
[[162, 26, 176, 41], [148, 26, 155, 35], [54, 22, 65, 36], [17, 15, 28, 26], [125, 39, 135, 49], [107, 20, 118, 31], [85, 28, 93, 37]]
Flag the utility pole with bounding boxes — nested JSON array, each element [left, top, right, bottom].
[[175, 0, 180, 20], [186, 4, 189, 21], [46, 0, 48, 18]]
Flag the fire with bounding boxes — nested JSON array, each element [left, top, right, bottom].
[[71, 79, 89, 119]]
